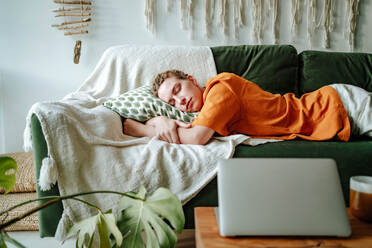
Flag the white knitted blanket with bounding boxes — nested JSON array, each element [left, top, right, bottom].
[[23, 45, 276, 241]]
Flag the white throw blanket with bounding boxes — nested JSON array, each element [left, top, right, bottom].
[[24, 45, 278, 241]]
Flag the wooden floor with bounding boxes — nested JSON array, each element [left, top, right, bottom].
[[176, 229, 196, 248]]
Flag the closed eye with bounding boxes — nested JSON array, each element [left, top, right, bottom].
[[168, 83, 181, 106], [174, 83, 181, 94]]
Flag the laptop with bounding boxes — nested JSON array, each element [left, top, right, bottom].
[[216, 158, 351, 237]]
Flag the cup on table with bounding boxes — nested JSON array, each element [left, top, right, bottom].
[[350, 176, 372, 222]]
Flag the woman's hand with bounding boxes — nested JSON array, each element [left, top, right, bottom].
[[146, 116, 191, 144], [123, 118, 152, 137]]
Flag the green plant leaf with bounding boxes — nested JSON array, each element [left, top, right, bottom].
[[117, 186, 185, 248], [101, 213, 123, 247], [65, 211, 122, 248], [0, 233, 6, 248], [0, 157, 17, 194], [0, 231, 26, 248]]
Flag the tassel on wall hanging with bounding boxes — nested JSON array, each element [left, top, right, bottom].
[[322, 0, 336, 48], [233, 0, 244, 40], [307, 0, 320, 48], [205, 0, 216, 38], [290, 0, 302, 42], [145, 0, 156, 34], [51, 0, 92, 64], [166, 0, 173, 12], [252, 0, 264, 44], [180, 0, 194, 39], [345, 0, 360, 50], [218, 0, 228, 38], [269, 0, 279, 44]]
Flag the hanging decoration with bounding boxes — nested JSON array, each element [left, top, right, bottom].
[[252, 0, 264, 44], [307, 0, 319, 48], [233, 0, 244, 40], [345, 0, 360, 50], [180, 0, 194, 39], [290, 0, 302, 42], [269, 0, 279, 44], [145, 0, 156, 34], [141, 0, 362, 50], [218, 0, 228, 37], [51, 0, 92, 64], [322, 0, 335, 48], [166, 0, 173, 12], [205, 0, 216, 38]]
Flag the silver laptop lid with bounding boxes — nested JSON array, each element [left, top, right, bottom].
[[217, 158, 351, 237]]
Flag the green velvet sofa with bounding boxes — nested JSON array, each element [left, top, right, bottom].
[[31, 45, 372, 237]]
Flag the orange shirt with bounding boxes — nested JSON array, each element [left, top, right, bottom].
[[192, 73, 350, 141]]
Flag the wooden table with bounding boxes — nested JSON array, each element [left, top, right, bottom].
[[195, 207, 372, 248]]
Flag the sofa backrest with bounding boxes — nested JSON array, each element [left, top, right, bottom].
[[211, 45, 298, 95], [299, 50, 372, 95]]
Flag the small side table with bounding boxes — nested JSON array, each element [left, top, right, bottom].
[[195, 207, 372, 248]]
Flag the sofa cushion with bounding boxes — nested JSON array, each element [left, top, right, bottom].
[[103, 84, 197, 123], [299, 50, 372, 95], [211, 45, 298, 95]]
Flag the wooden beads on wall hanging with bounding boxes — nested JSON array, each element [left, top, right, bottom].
[[51, 0, 92, 64]]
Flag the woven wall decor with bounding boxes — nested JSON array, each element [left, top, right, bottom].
[[143, 0, 361, 50]]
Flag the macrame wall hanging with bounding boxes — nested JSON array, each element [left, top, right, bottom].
[[143, 0, 362, 50], [51, 0, 92, 64]]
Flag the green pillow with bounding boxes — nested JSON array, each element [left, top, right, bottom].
[[103, 84, 198, 123]]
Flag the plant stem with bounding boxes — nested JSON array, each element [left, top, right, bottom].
[[0, 190, 143, 230], [70, 197, 102, 212], [0, 190, 142, 216], [0, 198, 60, 231]]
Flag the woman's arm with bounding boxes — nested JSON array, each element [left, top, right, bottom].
[[123, 116, 215, 145], [123, 118, 156, 138], [145, 116, 191, 144], [177, 125, 215, 145], [123, 116, 191, 144]]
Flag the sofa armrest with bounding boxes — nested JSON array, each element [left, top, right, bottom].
[[31, 114, 63, 237]]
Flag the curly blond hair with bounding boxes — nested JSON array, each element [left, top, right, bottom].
[[152, 70, 189, 96]]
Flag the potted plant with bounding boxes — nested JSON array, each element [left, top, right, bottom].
[[0, 156, 185, 247]]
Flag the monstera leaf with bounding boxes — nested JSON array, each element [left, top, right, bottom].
[[0, 157, 17, 194], [117, 186, 185, 248], [65, 210, 122, 248]]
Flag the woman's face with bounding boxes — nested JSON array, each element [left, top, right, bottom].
[[157, 76, 203, 112]]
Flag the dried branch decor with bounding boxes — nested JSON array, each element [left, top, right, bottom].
[[51, 0, 92, 64]]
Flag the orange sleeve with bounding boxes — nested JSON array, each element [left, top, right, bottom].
[[192, 82, 240, 136]]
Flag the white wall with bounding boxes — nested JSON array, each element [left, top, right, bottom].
[[1, 0, 372, 153]]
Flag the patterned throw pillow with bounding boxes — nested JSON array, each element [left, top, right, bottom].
[[103, 84, 199, 123]]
